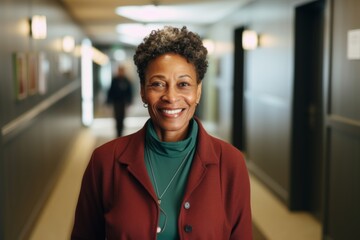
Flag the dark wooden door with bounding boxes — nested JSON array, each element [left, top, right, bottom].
[[232, 27, 245, 151], [291, 0, 325, 220]]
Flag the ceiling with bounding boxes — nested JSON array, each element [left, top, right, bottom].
[[60, 0, 253, 47]]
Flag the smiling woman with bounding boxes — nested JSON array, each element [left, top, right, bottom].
[[71, 26, 252, 240], [141, 53, 202, 142]]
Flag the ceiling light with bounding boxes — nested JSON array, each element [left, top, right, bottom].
[[116, 23, 205, 46], [203, 39, 215, 55], [116, 23, 158, 39], [116, 23, 170, 45], [115, 2, 244, 24], [115, 5, 179, 22], [92, 47, 110, 66], [62, 36, 75, 52], [242, 30, 259, 50], [30, 15, 47, 39]]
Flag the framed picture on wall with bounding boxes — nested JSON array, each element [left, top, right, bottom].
[[13, 52, 28, 100], [27, 52, 38, 95]]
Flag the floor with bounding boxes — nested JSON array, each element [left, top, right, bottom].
[[28, 101, 322, 240]]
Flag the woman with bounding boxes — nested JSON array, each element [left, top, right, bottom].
[[72, 26, 252, 240]]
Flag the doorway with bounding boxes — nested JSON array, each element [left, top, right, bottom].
[[232, 27, 246, 151], [290, 0, 325, 220]]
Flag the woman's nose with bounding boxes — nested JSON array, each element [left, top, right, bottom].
[[161, 86, 179, 103]]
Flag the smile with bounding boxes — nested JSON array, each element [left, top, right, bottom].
[[161, 108, 183, 115]]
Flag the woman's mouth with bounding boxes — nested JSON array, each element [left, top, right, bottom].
[[161, 108, 183, 117]]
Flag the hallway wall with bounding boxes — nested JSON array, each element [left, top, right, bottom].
[[206, 0, 360, 239], [0, 0, 85, 239]]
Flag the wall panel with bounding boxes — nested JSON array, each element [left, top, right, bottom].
[[241, 1, 294, 202], [323, 0, 360, 238], [326, 128, 360, 240]]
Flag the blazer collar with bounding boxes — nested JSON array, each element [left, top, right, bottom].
[[194, 117, 219, 166], [116, 117, 219, 167]]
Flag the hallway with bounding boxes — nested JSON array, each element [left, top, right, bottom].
[[28, 100, 321, 240], [1, 1, 360, 239]]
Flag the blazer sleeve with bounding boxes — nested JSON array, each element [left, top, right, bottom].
[[226, 148, 253, 240], [230, 162, 252, 240], [71, 152, 105, 240]]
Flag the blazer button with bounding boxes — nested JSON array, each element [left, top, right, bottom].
[[184, 224, 192, 233], [184, 202, 190, 209]]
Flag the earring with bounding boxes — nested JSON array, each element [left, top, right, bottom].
[[143, 103, 148, 108]]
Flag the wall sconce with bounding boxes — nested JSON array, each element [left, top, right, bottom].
[[30, 15, 47, 39], [242, 30, 259, 50], [62, 36, 75, 52], [203, 39, 215, 55]]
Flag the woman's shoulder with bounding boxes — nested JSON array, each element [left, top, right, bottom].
[[206, 135, 249, 183], [91, 128, 145, 165], [93, 134, 131, 154]]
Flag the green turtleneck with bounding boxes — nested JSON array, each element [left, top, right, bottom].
[[145, 119, 198, 240]]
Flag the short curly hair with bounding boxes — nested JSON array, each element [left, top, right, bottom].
[[133, 26, 208, 85]]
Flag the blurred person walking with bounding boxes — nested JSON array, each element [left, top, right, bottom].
[[107, 65, 133, 137]]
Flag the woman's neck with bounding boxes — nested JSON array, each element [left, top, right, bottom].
[[155, 128, 188, 142]]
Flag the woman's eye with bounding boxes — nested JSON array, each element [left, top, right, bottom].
[[150, 82, 164, 87], [179, 82, 190, 87]]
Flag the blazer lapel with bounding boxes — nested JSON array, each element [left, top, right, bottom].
[[116, 126, 158, 203], [183, 118, 218, 200]]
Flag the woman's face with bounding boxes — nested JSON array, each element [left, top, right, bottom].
[[141, 53, 202, 142]]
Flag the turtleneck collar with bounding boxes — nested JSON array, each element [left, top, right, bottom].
[[145, 118, 198, 157]]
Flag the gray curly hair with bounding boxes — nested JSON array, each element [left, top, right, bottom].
[[133, 26, 208, 85]]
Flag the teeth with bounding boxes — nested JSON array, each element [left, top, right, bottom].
[[162, 109, 182, 115]]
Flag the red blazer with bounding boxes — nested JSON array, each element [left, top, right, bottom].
[[72, 119, 252, 239]]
